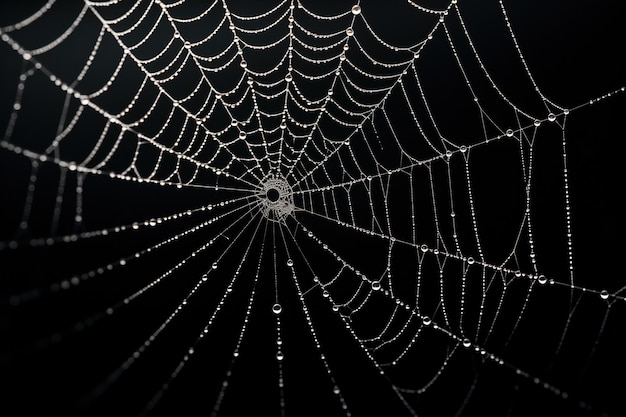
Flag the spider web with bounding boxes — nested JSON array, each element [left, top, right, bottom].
[[0, 1, 625, 416]]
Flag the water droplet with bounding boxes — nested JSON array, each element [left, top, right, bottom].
[[422, 316, 431, 326], [600, 290, 610, 300], [272, 303, 282, 314], [460, 145, 467, 153], [548, 113, 557, 122], [537, 275, 547, 285], [239, 131, 247, 139], [467, 257, 475, 265], [506, 129, 514, 137], [212, 262, 218, 269], [346, 27, 354, 36], [371, 281, 381, 291], [240, 60, 247, 68], [462, 338, 471, 348], [276, 351, 284, 361], [286, 259, 293, 267], [420, 244, 428, 252], [351, 5, 361, 15], [285, 73, 293, 82], [333, 386, 340, 394]]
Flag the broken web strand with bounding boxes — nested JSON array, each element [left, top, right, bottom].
[[36, 199, 261, 357], [81, 203, 264, 407], [136, 212, 266, 417]]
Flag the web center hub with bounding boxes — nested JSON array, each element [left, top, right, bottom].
[[259, 176, 294, 222]]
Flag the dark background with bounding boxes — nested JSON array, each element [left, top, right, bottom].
[[0, 1, 625, 417]]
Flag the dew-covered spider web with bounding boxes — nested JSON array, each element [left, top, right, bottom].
[[1, 1, 625, 416]]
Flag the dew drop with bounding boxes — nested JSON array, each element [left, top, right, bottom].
[[272, 303, 282, 314], [351, 5, 361, 15], [422, 316, 431, 326], [537, 275, 547, 285], [600, 290, 610, 300], [286, 259, 293, 267], [548, 113, 557, 122], [462, 338, 471, 348], [276, 351, 284, 361], [506, 129, 514, 137]]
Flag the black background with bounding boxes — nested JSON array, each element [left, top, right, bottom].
[[1, 1, 625, 417]]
